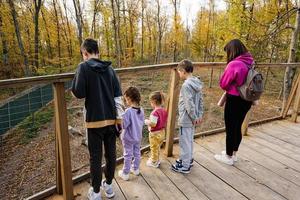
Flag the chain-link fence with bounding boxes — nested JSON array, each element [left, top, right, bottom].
[[0, 82, 72, 136]]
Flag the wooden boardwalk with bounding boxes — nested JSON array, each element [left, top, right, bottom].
[[48, 120, 300, 200]]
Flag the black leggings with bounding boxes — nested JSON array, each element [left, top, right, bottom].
[[224, 94, 252, 156], [87, 125, 117, 193]]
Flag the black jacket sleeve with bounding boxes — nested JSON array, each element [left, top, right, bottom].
[[72, 63, 86, 99]]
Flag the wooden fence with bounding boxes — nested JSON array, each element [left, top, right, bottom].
[[0, 62, 300, 200]]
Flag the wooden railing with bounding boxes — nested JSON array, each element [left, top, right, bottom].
[[1, 62, 300, 200]]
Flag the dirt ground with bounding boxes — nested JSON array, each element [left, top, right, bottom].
[[0, 67, 284, 199]]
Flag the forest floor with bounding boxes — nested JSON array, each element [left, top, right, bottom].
[[0, 67, 284, 199]]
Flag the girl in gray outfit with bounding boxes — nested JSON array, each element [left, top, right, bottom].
[[172, 59, 204, 174]]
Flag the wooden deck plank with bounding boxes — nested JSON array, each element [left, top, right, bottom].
[[260, 121, 300, 137], [242, 136, 300, 172], [247, 133, 300, 162], [199, 134, 300, 187], [159, 157, 210, 200], [196, 135, 300, 200], [44, 120, 300, 200], [115, 166, 158, 200], [192, 143, 286, 200], [250, 129, 300, 155], [47, 179, 126, 200], [138, 158, 188, 200], [278, 120, 300, 128], [253, 125, 300, 147], [275, 121, 300, 135], [171, 144, 247, 200]]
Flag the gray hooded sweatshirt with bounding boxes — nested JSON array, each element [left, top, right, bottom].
[[178, 76, 204, 127]]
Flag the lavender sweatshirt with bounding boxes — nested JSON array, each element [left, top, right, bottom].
[[122, 107, 145, 143], [220, 53, 254, 96]]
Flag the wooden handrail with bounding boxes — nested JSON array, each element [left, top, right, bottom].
[[1, 62, 300, 88], [4, 61, 300, 200]]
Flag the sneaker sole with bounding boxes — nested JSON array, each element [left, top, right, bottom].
[[214, 157, 234, 166], [171, 166, 191, 174], [146, 162, 160, 168], [105, 192, 115, 199]]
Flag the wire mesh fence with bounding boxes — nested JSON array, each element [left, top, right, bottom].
[[0, 82, 73, 136]]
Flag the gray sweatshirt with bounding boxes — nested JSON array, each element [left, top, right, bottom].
[[178, 76, 204, 127]]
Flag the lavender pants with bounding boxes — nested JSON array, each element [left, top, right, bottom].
[[122, 139, 141, 174]]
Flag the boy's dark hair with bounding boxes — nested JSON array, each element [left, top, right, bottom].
[[81, 38, 99, 55], [224, 39, 248, 63], [124, 87, 141, 105], [177, 59, 193, 73], [149, 91, 165, 106]]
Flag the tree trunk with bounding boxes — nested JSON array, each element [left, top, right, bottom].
[[116, 0, 123, 57], [141, 0, 145, 61], [0, 1, 8, 67], [73, 0, 83, 46], [172, 0, 179, 62], [155, 0, 162, 64], [58, 5, 70, 60], [146, 11, 152, 59], [53, 0, 61, 70], [8, 0, 30, 77], [122, 0, 129, 50], [91, 0, 99, 38], [62, 0, 73, 58], [283, 1, 300, 107], [246, 3, 254, 42], [34, 0, 42, 69], [128, 8, 135, 59], [103, 13, 110, 57], [41, 8, 53, 60], [111, 0, 122, 67]]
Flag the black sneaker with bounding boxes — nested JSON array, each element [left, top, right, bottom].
[[171, 162, 191, 174], [175, 158, 194, 167]]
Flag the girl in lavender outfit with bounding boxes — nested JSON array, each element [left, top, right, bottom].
[[118, 87, 145, 181]]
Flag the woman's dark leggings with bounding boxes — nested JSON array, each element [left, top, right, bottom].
[[225, 94, 252, 156]]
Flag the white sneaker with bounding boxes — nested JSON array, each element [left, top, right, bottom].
[[101, 180, 115, 198], [146, 159, 160, 168], [118, 170, 129, 181], [214, 154, 234, 165], [87, 187, 101, 200], [130, 168, 140, 175], [222, 151, 238, 162]]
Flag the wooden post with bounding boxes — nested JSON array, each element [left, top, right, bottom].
[[56, 127, 62, 194], [292, 78, 300, 122], [165, 68, 180, 157], [282, 74, 300, 118], [53, 82, 73, 200], [242, 109, 252, 136]]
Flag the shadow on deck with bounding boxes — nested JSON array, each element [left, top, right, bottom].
[[48, 120, 300, 200]]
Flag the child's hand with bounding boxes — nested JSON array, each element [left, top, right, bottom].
[[194, 118, 202, 125], [144, 119, 151, 125], [115, 124, 122, 137]]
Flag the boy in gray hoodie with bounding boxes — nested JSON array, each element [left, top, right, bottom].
[[171, 59, 204, 174]]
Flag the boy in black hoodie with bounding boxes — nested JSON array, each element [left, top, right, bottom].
[[72, 38, 124, 200]]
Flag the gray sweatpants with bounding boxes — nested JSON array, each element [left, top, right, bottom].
[[179, 126, 195, 168]]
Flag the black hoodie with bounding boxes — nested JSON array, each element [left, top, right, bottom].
[[72, 58, 122, 128]]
